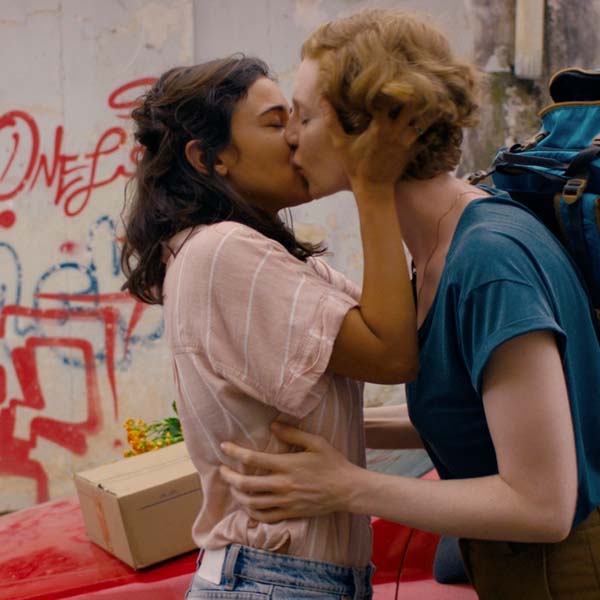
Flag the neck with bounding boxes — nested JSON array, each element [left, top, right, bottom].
[[393, 173, 484, 267]]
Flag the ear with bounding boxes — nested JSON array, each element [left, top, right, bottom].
[[184, 140, 211, 175], [213, 156, 229, 177], [215, 145, 239, 177]]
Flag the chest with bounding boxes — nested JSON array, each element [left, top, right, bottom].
[[410, 286, 488, 441], [406, 322, 494, 476]]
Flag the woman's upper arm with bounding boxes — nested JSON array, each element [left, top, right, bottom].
[[309, 257, 417, 384], [328, 307, 418, 384], [482, 329, 577, 534]]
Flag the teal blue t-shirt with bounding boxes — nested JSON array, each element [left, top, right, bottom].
[[406, 194, 600, 526]]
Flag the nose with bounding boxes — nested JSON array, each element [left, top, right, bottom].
[[284, 120, 299, 150]]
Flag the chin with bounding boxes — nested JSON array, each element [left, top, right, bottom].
[[307, 184, 336, 201], [306, 177, 348, 200], [290, 193, 313, 207]]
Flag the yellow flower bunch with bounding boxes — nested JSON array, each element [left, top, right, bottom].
[[123, 401, 184, 457]]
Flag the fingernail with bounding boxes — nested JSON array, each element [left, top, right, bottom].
[[220, 442, 229, 451]]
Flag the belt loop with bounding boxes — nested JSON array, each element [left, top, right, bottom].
[[221, 544, 242, 590]]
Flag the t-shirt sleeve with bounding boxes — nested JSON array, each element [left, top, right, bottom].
[[199, 225, 358, 419], [307, 256, 361, 301], [457, 279, 566, 395]]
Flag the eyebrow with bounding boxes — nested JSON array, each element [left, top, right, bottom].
[[258, 105, 288, 117]]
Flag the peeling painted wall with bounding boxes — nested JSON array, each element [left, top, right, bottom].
[[1, 0, 598, 510]]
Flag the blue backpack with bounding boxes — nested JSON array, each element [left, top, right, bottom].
[[470, 68, 600, 317]]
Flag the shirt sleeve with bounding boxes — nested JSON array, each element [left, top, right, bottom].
[[457, 279, 566, 395], [307, 256, 361, 301], [198, 224, 358, 419]]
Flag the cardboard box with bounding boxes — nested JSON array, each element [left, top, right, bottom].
[[74, 442, 202, 569]]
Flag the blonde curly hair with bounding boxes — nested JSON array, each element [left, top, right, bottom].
[[302, 9, 482, 180]]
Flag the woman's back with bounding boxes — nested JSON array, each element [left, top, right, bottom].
[[162, 221, 372, 567]]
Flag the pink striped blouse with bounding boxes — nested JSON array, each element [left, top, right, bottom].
[[162, 221, 372, 567]]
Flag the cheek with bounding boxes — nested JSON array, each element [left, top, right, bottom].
[[297, 127, 324, 162], [250, 135, 290, 170]]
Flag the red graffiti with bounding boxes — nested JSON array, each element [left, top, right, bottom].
[[108, 77, 157, 119], [0, 293, 151, 503], [35, 291, 151, 355], [0, 210, 16, 229], [0, 306, 113, 504], [59, 241, 78, 254], [0, 78, 156, 223], [0, 111, 40, 201]]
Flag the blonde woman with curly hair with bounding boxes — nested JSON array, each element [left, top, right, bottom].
[[221, 9, 600, 599]]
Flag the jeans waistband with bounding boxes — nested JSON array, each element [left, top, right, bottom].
[[200, 544, 373, 599]]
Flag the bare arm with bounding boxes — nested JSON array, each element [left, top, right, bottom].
[[323, 106, 422, 384], [364, 403, 424, 449], [328, 189, 417, 384], [221, 330, 578, 543]]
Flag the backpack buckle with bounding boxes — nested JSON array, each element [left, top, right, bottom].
[[562, 178, 587, 204], [466, 170, 490, 185]]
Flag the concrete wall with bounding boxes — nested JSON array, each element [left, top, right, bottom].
[[1, 0, 597, 510]]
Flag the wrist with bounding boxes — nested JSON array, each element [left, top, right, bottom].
[[336, 463, 370, 514], [353, 186, 398, 214], [351, 178, 396, 197]]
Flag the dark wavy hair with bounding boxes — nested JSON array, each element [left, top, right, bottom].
[[121, 56, 322, 305]]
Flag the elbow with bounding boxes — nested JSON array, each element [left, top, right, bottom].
[[544, 504, 574, 542], [535, 519, 572, 543], [542, 487, 577, 543], [530, 501, 575, 543]]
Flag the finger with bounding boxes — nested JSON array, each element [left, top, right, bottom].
[[219, 465, 283, 494], [220, 466, 291, 495], [219, 465, 279, 494], [321, 101, 342, 132], [220, 441, 287, 471], [270, 422, 325, 451], [231, 487, 291, 511], [321, 102, 351, 149], [247, 507, 298, 524]]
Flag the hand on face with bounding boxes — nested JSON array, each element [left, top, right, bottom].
[[219, 422, 357, 523], [324, 102, 429, 188]]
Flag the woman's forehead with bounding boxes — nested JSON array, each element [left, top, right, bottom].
[[292, 59, 321, 109], [241, 77, 289, 115]]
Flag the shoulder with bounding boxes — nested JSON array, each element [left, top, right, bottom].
[[307, 256, 362, 298], [175, 221, 292, 267], [455, 196, 547, 252], [447, 196, 565, 288]]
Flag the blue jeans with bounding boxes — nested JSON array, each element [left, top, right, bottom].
[[185, 544, 374, 599]]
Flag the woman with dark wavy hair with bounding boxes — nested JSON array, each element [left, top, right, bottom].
[[121, 55, 420, 599]]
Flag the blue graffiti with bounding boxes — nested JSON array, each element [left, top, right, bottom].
[[1, 215, 163, 371]]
